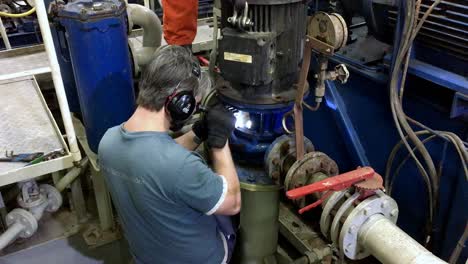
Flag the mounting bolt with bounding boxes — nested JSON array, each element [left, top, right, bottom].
[[390, 209, 399, 217], [363, 207, 371, 216], [271, 171, 280, 179], [348, 225, 356, 234], [381, 200, 388, 209], [345, 243, 353, 253], [272, 158, 280, 166], [326, 48, 331, 52]]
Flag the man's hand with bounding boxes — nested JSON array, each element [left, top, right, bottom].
[[192, 119, 208, 142], [206, 104, 236, 148]]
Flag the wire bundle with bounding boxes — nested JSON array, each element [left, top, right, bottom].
[[385, 0, 468, 247]]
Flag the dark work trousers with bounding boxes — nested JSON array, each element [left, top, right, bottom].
[[214, 215, 237, 263]]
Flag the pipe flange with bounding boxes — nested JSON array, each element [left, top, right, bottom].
[[339, 191, 398, 260], [320, 190, 349, 238], [5, 209, 38, 238], [264, 135, 314, 183], [330, 192, 360, 247], [284, 151, 338, 207], [17, 193, 46, 210], [40, 184, 63, 212]]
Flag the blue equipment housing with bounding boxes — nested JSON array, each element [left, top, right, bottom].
[[58, 0, 135, 152], [220, 97, 293, 165], [48, 13, 81, 114]]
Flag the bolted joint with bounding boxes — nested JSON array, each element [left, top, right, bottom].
[[5, 208, 38, 238]]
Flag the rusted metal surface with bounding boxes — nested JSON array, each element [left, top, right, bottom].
[[284, 152, 339, 208], [278, 202, 332, 263], [308, 37, 334, 56], [265, 135, 314, 184], [293, 37, 313, 161], [307, 12, 348, 51]]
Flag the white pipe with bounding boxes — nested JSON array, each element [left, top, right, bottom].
[[35, 0, 81, 162], [0, 222, 24, 250], [56, 157, 89, 192], [29, 201, 48, 220], [127, 4, 162, 67], [0, 17, 11, 50], [359, 214, 447, 264]]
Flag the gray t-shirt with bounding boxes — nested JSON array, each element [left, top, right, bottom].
[[98, 125, 227, 264]]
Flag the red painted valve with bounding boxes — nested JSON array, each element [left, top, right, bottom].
[[286, 167, 380, 214]]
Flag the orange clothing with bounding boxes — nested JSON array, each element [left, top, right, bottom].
[[162, 0, 198, 46]]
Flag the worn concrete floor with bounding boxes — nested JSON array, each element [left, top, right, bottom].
[[0, 234, 130, 264]]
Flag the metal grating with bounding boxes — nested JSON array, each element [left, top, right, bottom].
[[0, 77, 64, 174], [388, 0, 468, 61]]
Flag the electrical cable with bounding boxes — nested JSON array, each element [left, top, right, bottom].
[[394, 0, 467, 182], [386, 130, 468, 189], [387, 0, 441, 243], [399, 0, 421, 103], [302, 101, 321, 112], [281, 110, 294, 134], [0, 6, 35, 17], [406, 117, 468, 166], [388, 134, 437, 194], [389, 0, 432, 203], [449, 222, 468, 264]]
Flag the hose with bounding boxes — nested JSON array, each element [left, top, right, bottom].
[[449, 222, 468, 264], [387, 134, 437, 194], [386, 131, 468, 190], [388, 0, 434, 243], [0, 7, 36, 18]]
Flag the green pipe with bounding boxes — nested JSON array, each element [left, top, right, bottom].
[[233, 183, 281, 264]]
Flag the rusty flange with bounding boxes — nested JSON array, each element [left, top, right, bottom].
[[265, 135, 315, 183], [284, 151, 339, 207]]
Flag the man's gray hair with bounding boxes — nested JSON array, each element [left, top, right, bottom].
[[137, 45, 211, 111]]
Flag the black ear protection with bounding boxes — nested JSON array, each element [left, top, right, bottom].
[[164, 62, 201, 122]]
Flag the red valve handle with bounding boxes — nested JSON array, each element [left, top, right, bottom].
[[286, 167, 375, 214]]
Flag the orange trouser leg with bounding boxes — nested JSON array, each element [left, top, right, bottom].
[[162, 0, 198, 46]]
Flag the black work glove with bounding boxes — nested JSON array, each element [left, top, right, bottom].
[[192, 119, 208, 142], [205, 104, 236, 148]]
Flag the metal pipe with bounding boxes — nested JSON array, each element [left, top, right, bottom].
[[0, 222, 24, 250], [35, 0, 81, 162], [358, 214, 446, 264], [29, 201, 48, 220], [0, 17, 11, 50], [55, 157, 89, 192], [127, 4, 162, 67]]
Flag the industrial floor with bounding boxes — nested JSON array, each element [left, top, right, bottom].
[[0, 235, 131, 264]]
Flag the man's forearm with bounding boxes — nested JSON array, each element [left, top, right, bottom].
[[174, 130, 199, 151], [211, 144, 240, 196]]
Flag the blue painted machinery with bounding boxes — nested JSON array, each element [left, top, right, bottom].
[[216, 0, 467, 263], [3, 0, 463, 262], [57, 0, 135, 152]]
